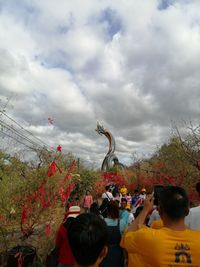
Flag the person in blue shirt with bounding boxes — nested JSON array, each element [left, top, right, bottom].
[[119, 198, 130, 226], [131, 189, 140, 206], [101, 200, 126, 267]]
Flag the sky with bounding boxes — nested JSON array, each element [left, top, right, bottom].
[[0, 0, 200, 168]]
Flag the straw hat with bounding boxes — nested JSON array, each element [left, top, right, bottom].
[[67, 206, 81, 218]]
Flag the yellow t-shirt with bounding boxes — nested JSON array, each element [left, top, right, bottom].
[[151, 219, 164, 229], [120, 226, 200, 267]]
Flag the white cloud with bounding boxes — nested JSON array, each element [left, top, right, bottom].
[[1, 0, 200, 167]]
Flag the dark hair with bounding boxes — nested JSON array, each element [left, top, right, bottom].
[[134, 189, 139, 193], [112, 185, 119, 197], [107, 200, 119, 219], [90, 202, 100, 216], [196, 182, 200, 194], [63, 217, 75, 230], [105, 185, 110, 191], [68, 213, 108, 266], [121, 198, 127, 203], [159, 186, 189, 220]]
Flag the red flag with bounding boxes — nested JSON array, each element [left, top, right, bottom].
[[15, 252, 23, 267], [21, 207, 27, 225], [55, 162, 62, 174], [41, 184, 45, 207], [64, 182, 75, 203], [48, 161, 62, 177], [63, 160, 77, 182], [57, 145, 62, 152], [44, 191, 51, 208], [45, 224, 51, 236], [47, 161, 56, 177], [28, 207, 33, 214], [48, 117, 53, 124]]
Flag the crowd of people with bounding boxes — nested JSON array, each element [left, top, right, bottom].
[[51, 182, 200, 267]]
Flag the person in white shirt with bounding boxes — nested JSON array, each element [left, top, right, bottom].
[[185, 181, 200, 230], [148, 207, 160, 227], [139, 188, 147, 201], [101, 185, 113, 201], [127, 208, 134, 225]]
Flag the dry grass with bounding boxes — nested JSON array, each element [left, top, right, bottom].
[[0, 205, 65, 266]]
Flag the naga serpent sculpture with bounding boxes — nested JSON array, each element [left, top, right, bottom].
[[96, 122, 125, 171]]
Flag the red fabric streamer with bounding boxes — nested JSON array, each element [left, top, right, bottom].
[[47, 161, 56, 177], [20, 160, 77, 236], [63, 160, 77, 183], [44, 191, 51, 208], [47, 161, 62, 177], [57, 145, 62, 152], [48, 162, 55, 176], [56, 162, 62, 174], [15, 252, 23, 267], [41, 184, 45, 207], [48, 117, 53, 124], [28, 207, 33, 214], [64, 182, 75, 203], [45, 224, 51, 236], [21, 207, 27, 225]]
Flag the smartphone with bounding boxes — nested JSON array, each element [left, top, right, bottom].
[[154, 185, 164, 205]]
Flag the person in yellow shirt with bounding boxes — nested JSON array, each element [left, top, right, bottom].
[[121, 186, 200, 267], [120, 185, 128, 197], [151, 218, 163, 229]]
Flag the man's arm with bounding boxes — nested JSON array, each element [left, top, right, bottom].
[[126, 193, 154, 232]]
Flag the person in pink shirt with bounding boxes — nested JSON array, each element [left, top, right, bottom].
[[83, 190, 93, 213]]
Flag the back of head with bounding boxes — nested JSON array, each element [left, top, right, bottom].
[[68, 213, 108, 266], [105, 185, 110, 191], [141, 188, 146, 194], [63, 216, 75, 230], [159, 186, 189, 220], [90, 202, 100, 216], [120, 197, 127, 208], [107, 200, 119, 219], [121, 197, 127, 203]]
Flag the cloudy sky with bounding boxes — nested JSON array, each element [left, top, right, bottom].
[[0, 0, 200, 168]]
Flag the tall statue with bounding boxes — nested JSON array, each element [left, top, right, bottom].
[[95, 122, 125, 171]]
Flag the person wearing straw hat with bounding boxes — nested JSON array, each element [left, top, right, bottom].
[[55, 206, 81, 267]]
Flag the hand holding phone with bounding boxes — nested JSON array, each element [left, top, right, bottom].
[[143, 192, 154, 212], [154, 185, 164, 205]]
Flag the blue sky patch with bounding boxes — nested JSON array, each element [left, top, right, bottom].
[[57, 25, 70, 35], [0, 1, 39, 25], [158, 0, 175, 10], [35, 50, 74, 74], [99, 8, 122, 40]]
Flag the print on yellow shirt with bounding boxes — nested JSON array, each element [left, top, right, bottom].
[[174, 244, 191, 264]]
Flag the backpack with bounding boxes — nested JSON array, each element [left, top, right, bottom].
[[45, 247, 59, 267]]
